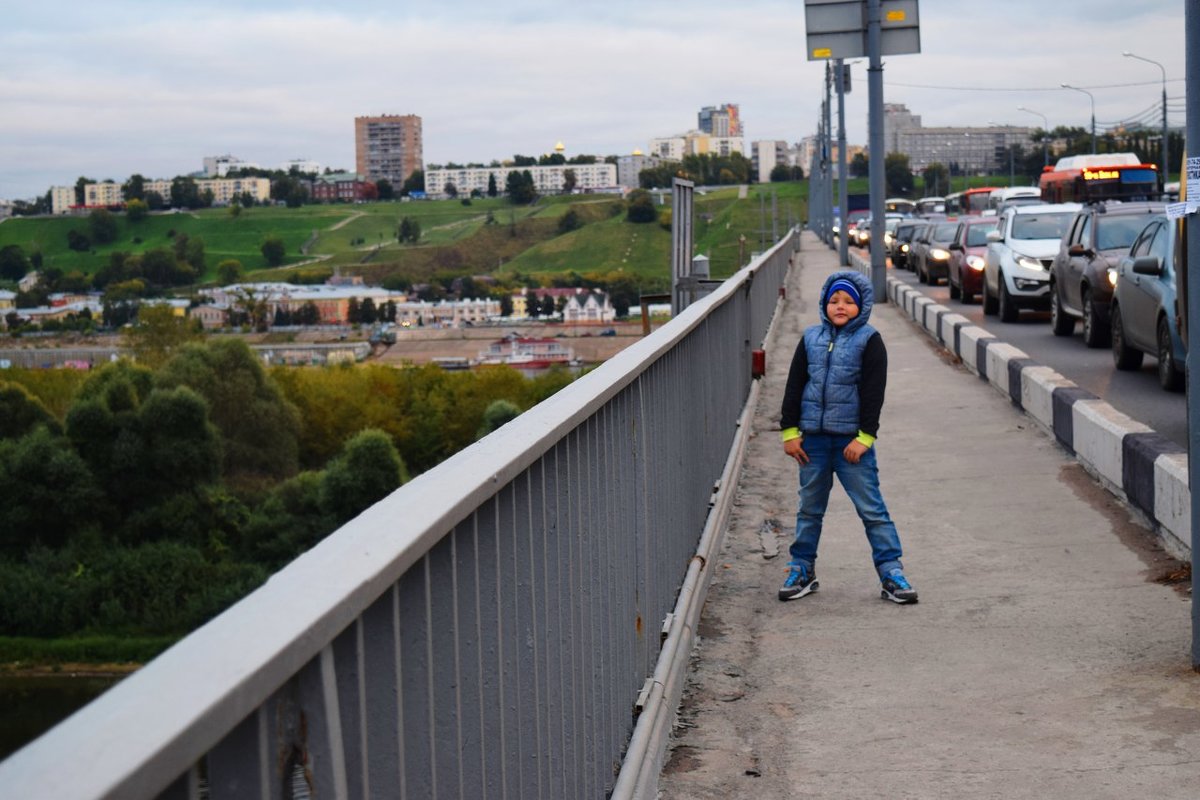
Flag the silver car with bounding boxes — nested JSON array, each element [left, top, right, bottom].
[[982, 202, 1081, 322]]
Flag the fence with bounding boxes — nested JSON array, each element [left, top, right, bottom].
[[0, 230, 797, 800]]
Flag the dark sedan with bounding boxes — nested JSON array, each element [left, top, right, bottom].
[[915, 220, 960, 285], [1050, 202, 1164, 347]]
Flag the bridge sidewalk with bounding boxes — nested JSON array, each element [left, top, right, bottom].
[[656, 231, 1199, 799]]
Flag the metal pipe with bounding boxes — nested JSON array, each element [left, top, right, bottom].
[[1124, 51, 1170, 190], [1017, 106, 1050, 168], [1061, 83, 1097, 153]]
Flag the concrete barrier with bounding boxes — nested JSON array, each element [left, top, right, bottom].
[[880, 271, 1191, 559]]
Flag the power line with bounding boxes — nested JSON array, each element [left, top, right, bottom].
[[887, 78, 1185, 92]]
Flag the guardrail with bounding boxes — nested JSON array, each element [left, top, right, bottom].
[[0, 230, 795, 800]]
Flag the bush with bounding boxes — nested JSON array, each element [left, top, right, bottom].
[[260, 235, 286, 266]]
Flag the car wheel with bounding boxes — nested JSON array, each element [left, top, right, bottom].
[[998, 274, 1019, 323], [982, 276, 998, 315], [1081, 290, 1110, 348], [1157, 316, 1185, 392], [1111, 304, 1144, 371], [948, 270, 961, 300], [1049, 284, 1074, 336]]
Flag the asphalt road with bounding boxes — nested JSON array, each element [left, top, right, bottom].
[[887, 262, 1189, 449]]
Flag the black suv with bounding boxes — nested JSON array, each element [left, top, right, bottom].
[[1049, 202, 1164, 347]]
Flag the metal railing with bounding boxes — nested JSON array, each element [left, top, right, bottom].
[[0, 230, 796, 800]]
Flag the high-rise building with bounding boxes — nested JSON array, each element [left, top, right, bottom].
[[698, 104, 742, 138], [354, 114, 424, 187]]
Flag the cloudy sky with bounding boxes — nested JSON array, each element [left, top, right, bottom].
[[0, 0, 1185, 200]]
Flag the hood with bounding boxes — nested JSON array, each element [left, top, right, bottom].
[[1009, 239, 1061, 259], [818, 270, 873, 331]]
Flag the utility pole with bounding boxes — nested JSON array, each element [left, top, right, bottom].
[[824, 60, 834, 249], [836, 58, 849, 267], [1185, 0, 1200, 671], [866, 0, 886, 301]]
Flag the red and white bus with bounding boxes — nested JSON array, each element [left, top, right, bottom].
[[1038, 153, 1159, 204], [944, 186, 1000, 216]]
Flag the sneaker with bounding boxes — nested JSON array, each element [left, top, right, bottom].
[[778, 565, 819, 601], [880, 569, 918, 604]]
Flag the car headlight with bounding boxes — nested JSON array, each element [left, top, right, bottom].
[[900, 244, 909, 253], [966, 255, 985, 271], [1107, 268, 1117, 287], [1015, 255, 1044, 271], [930, 248, 950, 261]]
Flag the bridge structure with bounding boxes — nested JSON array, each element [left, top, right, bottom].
[[0, 232, 798, 799]]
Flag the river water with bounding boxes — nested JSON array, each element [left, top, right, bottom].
[[0, 675, 123, 760]]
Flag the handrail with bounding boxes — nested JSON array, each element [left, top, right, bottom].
[[0, 229, 796, 800]]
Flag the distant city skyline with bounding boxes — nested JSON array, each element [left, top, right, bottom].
[[0, 0, 1183, 200]]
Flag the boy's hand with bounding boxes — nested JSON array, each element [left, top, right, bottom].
[[843, 439, 869, 464], [784, 438, 809, 465]]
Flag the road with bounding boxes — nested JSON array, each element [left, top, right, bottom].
[[885, 259, 1188, 448]]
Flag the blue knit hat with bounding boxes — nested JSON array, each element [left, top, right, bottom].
[[825, 278, 861, 308]]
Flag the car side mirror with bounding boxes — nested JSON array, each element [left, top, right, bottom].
[[1131, 255, 1163, 276], [949, 243, 963, 251], [986, 230, 1002, 242], [1067, 243, 1090, 257]]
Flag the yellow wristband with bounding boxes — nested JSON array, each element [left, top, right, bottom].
[[780, 427, 801, 443], [855, 431, 876, 448]]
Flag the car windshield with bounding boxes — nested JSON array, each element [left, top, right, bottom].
[[1096, 215, 1154, 251], [1011, 212, 1074, 240], [965, 221, 998, 246], [933, 222, 959, 240], [897, 226, 918, 241]]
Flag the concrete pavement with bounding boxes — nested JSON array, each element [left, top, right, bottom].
[[655, 231, 1199, 799]]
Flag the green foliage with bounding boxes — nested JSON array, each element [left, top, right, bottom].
[[261, 234, 286, 266], [319, 429, 406, 525], [156, 339, 301, 485], [506, 170, 537, 204], [0, 244, 30, 281], [0, 381, 63, 439], [88, 210, 119, 245], [477, 399, 521, 439], [626, 189, 658, 223], [885, 152, 914, 196], [557, 209, 582, 234], [126, 199, 149, 222], [0, 541, 266, 637], [216, 258, 244, 284], [0, 427, 101, 557], [121, 304, 204, 369]]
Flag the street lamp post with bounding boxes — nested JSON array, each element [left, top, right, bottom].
[[1061, 83, 1097, 153], [1124, 51, 1170, 190], [1017, 106, 1050, 168]]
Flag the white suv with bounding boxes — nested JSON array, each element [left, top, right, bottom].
[[982, 202, 1080, 322]]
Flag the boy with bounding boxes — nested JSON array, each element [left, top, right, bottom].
[[777, 270, 917, 604]]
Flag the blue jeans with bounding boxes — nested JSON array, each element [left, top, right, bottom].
[[789, 433, 904, 578]]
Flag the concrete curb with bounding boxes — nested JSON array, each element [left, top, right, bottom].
[[876, 265, 1190, 560]]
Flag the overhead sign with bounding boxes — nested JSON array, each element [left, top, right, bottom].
[[804, 0, 920, 60]]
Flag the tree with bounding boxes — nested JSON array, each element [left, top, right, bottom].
[[216, 259, 244, 285], [0, 426, 101, 556], [626, 189, 658, 223], [477, 400, 521, 439], [443, 181, 459, 199], [319, 429, 407, 525], [850, 152, 870, 178], [0, 245, 29, 281], [156, 338, 302, 485], [0, 381, 62, 439], [398, 217, 421, 244], [487, 173, 498, 197], [506, 170, 536, 204], [145, 190, 166, 211], [376, 179, 394, 200], [499, 293, 514, 316], [126, 198, 149, 222], [557, 208, 582, 234], [884, 153, 914, 196], [562, 169, 578, 194], [261, 235, 286, 266], [123, 174, 146, 202], [122, 304, 204, 369], [402, 169, 425, 196], [359, 297, 378, 324], [173, 233, 205, 272], [74, 176, 95, 206], [169, 177, 202, 210], [921, 162, 950, 197], [66, 229, 91, 252]]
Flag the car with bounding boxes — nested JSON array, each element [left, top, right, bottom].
[[1110, 214, 1186, 391], [890, 220, 923, 269], [913, 219, 960, 285], [1048, 202, 1164, 347], [981, 202, 1081, 322], [904, 222, 932, 274], [841, 210, 870, 245], [946, 216, 998, 303]]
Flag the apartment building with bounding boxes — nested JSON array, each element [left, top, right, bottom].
[[355, 114, 423, 186], [425, 163, 617, 199], [698, 104, 742, 138], [649, 132, 745, 162], [616, 151, 661, 189]]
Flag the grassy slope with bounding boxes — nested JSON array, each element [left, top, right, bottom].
[[1, 185, 811, 287]]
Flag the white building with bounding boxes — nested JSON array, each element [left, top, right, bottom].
[[425, 163, 618, 200], [616, 152, 662, 189], [648, 131, 745, 162], [203, 154, 259, 177], [50, 186, 76, 215], [753, 140, 786, 183], [280, 158, 322, 175], [562, 291, 615, 324]]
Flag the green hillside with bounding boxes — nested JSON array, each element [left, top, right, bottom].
[[0, 184, 809, 288]]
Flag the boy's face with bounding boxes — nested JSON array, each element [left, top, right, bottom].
[[826, 290, 860, 327]]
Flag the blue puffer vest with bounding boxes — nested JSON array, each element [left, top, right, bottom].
[[799, 271, 876, 435]]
